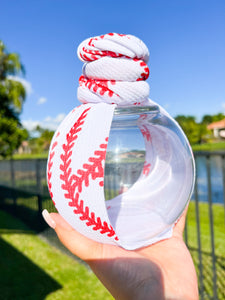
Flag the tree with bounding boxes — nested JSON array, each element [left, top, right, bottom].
[[29, 127, 54, 154], [175, 115, 208, 145], [202, 113, 225, 124], [0, 118, 28, 157], [0, 40, 27, 158], [36, 128, 54, 152]]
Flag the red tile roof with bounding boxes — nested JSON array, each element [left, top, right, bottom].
[[207, 118, 225, 130]]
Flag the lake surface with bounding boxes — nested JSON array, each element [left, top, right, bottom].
[[104, 155, 225, 204], [193, 155, 225, 204], [0, 155, 224, 204]]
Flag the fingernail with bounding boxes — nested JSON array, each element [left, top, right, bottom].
[[42, 209, 56, 229]]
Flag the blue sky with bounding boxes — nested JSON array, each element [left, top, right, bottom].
[[1, 0, 225, 131]]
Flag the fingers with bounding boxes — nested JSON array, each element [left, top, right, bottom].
[[42, 210, 103, 261]]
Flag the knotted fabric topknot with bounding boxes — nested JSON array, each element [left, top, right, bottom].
[[47, 33, 195, 250], [77, 33, 150, 106]]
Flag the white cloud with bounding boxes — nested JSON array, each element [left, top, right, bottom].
[[7, 75, 33, 96], [37, 97, 47, 105], [43, 114, 66, 124], [22, 113, 66, 132], [55, 113, 66, 123], [22, 119, 40, 131], [44, 116, 51, 122], [43, 114, 66, 130]]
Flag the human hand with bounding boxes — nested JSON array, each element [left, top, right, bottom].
[[42, 206, 199, 300]]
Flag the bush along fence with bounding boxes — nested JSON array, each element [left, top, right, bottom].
[[0, 153, 225, 300]]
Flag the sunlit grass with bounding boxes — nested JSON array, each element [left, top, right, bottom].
[[187, 201, 225, 299], [0, 210, 113, 300], [192, 141, 225, 152], [4, 140, 225, 162], [1, 201, 224, 299]]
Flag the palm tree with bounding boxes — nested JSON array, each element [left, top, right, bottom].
[[0, 40, 26, 119], [0, 41, 28, 157]]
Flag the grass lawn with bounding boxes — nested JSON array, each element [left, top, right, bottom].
[[186, 201, 225, 300], [0, 202, 224, 299], [0, 210, 113, 300], [12, 153, 48, 160], [187, 201, 225, 255], [192, 141, 225, 152], [5, 140, 225, 161]]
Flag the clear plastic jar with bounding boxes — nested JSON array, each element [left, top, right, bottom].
[[47, 102, 195, 249], [104, 105, 195, 248]]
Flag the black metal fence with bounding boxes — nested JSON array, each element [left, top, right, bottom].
[[0, 153, 224, 300]]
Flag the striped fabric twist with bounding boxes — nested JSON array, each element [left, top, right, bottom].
[[77, 33, 150, 106]]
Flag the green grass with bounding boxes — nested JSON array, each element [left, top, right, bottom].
[[187, 201, 225, 255], [192, 141, 225, 152], [186, 201, 225, 299], [0, 139, 224, 161], [0, 210, 113, 300], [9, 153, 48, 160], [0, 141, 224, 161], [0, 202, 225, 299]]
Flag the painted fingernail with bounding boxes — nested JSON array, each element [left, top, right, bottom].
[[42, 209, 56, 229]]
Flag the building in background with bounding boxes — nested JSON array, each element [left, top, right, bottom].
[[207, 119, 225, 138]]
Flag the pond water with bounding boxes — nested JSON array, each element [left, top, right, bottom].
[[0, 155, 224, 204], [104, 155, 225, 203], [193, 155, 225, 204]]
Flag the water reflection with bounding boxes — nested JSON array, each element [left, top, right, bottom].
[[0, 155, 224, 204], [104, 155, 225, 204], [192, 155, 224, 204]]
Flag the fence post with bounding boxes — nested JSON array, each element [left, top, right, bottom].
[[194, 158, 204, 299], [222, 155, 225, 227], [206, 155, 218, 300], [36, 159, 42, 216], [10, 158, 17, 209]]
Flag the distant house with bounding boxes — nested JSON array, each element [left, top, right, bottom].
[[119, 151, 145, 159], [207, 119, 225, 138], [17, 141, 31, 154]]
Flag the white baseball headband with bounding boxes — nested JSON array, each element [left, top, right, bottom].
[[47, 33, 195, 250]]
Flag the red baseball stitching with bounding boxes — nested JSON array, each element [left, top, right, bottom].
[[81, 33, 128, 62], [79, 75, 118, 98], [47, 132, 60, 205], [143, 162, 151, 176], [81, 49, 124, 62], [80, 34, 140, 63], [133, 58, 150, 81], [59, 107, 118, 240], [140, 125, 151, 142]]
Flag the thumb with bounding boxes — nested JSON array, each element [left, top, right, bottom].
[[42, 210, 103, 261]]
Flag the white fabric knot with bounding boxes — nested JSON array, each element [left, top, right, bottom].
[[77, 33, 150, 106]]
